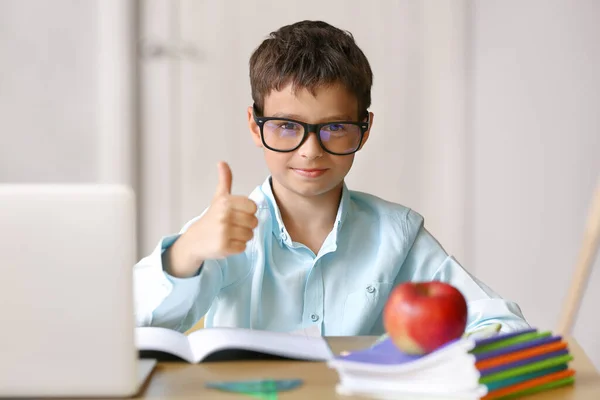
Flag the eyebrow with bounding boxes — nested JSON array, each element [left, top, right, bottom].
[[271, 112, 354, 122]]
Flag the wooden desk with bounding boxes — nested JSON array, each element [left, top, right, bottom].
[[136, 336, 600, 399]]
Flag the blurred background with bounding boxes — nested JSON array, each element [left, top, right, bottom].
[[1, 0, 598, 366]]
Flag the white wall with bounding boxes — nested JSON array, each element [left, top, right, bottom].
[[0, 1, 99, 182], [0, 0, 136, 188], [470, 0, 600, 368]]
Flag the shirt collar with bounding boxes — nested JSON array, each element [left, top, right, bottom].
[[259, 176, 351, 247]]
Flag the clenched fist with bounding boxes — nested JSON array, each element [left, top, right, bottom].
[[164, 161, 258, 278]]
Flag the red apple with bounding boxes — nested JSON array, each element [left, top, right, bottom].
[[383, 281, 468, 355]]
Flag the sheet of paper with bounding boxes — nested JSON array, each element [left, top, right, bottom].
[[289, 324, 321, 337]]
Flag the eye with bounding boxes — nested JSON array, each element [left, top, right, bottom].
[[327, 124, 345, 132], [279, 122, 300, 130], [322, 124, 351, 137]]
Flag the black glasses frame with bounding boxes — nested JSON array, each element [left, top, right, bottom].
[[252, 104, 370, 156]]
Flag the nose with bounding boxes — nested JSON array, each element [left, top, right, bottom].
[[298, 131, 323, 160]]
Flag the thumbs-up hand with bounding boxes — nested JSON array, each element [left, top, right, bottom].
[[165, 161, 259, 278]]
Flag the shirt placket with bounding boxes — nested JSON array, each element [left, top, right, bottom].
[[302, 258, 324, 333]]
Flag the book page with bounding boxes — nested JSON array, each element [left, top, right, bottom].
[[135, 327, 194, 362], [289, 324, 321, 337], [337, 383, 487, 400], [187, 327, 334, 362]]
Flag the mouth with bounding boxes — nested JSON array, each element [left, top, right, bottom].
[[291, 168, 328, 178]]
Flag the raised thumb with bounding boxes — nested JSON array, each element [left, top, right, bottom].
[[214, 161, 232, 197]]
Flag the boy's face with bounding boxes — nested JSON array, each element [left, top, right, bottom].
[[247, 82, 373, 199]]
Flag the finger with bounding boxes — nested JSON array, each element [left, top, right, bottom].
[[228, 226, 254, 242], [225, 239, 247, 255], [214, 161, 232, 198], [228, 210, 259, 229], [227, 196, 258, 214]]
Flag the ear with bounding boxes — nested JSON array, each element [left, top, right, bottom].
[[358, 111, 374, 150], [247, 106, 263, 148]]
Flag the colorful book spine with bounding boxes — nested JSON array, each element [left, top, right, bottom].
[[470, 329, 575, 399]]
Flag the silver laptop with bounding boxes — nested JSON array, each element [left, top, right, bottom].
[[0, 184, 155, 397]]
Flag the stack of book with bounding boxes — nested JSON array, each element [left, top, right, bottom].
[[328, 328, 575, 399]]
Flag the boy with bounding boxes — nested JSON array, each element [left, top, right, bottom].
[[133, 20, 529, 336]]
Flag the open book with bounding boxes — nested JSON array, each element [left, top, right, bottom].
[[135, 326, 334, 363], [329, 328, 574, 399]]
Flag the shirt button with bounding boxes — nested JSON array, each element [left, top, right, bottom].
[[281, 232, 288, 241], [310, 314, 319, 322], [366, 285, 375, 293]]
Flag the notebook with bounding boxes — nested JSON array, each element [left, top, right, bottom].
[[136, 326, 334, 363], [328, 328, 575, 399]]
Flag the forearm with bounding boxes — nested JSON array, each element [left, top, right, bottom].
[[149, 261, 221, 332], [162, 232, 205, 279], [133, 234, 221, 332], [465, 297, 530, 333]]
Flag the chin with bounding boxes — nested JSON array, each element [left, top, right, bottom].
[[290, 186, 331, 198], [280, 171, 343, 197]]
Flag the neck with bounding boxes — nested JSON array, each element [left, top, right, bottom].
[[271, 179, 343, 236]]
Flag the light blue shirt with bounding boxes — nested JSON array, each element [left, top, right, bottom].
[[133, 177, 529, 336]]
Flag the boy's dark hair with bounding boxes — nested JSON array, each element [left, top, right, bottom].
[[249, 20, 373, 119]]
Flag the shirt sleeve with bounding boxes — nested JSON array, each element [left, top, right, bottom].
[[132, 231, 225, 331], [396, 216, 531, 334], [133, 205, 225, 331]]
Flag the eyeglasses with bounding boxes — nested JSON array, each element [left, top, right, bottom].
[[252, 104, 369, 156]]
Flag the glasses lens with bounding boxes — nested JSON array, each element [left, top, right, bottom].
[[319, 123, 362, 154], [262, 120, 304, 151]]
